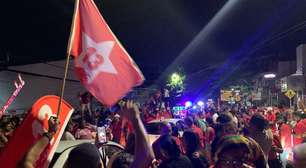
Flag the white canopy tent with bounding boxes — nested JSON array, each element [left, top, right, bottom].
[[0, 60, 85, 113]]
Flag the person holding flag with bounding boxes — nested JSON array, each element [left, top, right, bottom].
[[0, 0, 145, 166], [18, 117, 59, 168]]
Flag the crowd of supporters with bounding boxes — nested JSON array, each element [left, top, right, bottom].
[[1, 90, 306, 168]]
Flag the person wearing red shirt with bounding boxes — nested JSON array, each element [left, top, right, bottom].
[[293, 117, 306, 145], [110, 114, 123, 143], [268, 134, 283, 168], [184, 117, 204, 148], [266, 110, 276, 123]]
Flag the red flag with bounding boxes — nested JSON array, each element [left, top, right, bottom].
[[69, 0, 144, 106], [0, 96, 74, 168]]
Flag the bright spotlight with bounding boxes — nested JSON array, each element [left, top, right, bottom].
[[171, 73, 181, 84], [197, 101, 204, 106], [264, 73, 276, 79], [185, 101, 192, 108], [192, 106, 197, 109]]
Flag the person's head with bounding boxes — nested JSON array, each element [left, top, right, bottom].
[[3, 121, 13, 132], [10, 117, 20, 128], [293, 111, 302, 122], [197, 111, 205, 119], [215, 122, 238, 138], [66, 143, 102, 168], [276, 113, 284, 125], [113, 114, 120, 122], [182, 131, 200, 154], [65, 121, 74, 132], [79, 119, 86, 129], [229, 109, 236, 116], [249, 114, 269, 133], [293, 143, 306, 168], [108, 151, 134, 168], [160, 122, 172, 135], [176, 120, 185, 131], [184, 116, 194, 128], [206, 117, 214, 127], [214, 135, 253, 168], [154, 91, 161, 99], [216, 113, 233, 124], [159, 135, 181, 159]]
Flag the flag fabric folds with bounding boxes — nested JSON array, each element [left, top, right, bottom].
[[69, 0, 144, 106]]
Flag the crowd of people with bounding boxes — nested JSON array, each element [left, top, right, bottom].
[[1, 90, 306, 168]]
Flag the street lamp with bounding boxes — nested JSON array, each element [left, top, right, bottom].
[[264, 73, 276, 79], [197, 101, 204, 106]]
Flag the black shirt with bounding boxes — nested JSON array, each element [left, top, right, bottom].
[[158, 155, 193, 168]]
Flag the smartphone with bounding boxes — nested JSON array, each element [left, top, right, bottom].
[[97, 127, 107, 143]]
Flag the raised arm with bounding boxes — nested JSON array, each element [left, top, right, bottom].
[[120, 100, 154, 168], [18, 117, 59, 168]]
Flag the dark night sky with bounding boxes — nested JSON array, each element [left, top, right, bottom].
[[1, 0, 306, 95]]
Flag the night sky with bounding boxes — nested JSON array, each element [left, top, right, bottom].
[[1, 0, 306, 95]]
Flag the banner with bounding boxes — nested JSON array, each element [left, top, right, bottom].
[[0, 95, 74, 168], [220, 90, 241, 102], [0, 74, 25, 118]]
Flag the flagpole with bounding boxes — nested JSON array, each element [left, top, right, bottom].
[[57, 0, 79, 116]]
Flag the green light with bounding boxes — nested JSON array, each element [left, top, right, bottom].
[[171, 73, 181, 84]]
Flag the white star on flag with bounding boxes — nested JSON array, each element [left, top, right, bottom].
[[75, 33, 117, 83]]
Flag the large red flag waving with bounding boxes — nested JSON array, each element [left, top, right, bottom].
[[69, 0, 144, 106]]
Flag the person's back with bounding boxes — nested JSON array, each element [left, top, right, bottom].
[[157, 135, 193, 168], [184, 117, 204, 147], [183, 131, 209, 168], [107, 151, 134, 168], [186, 152, 209, 168], [248, 114, 273, 159], [158, 155, 193, 168]]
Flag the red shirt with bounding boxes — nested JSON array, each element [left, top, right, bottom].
[[293, 119, 306, 145], [111, 120, 122, 142], [191, 125, 204, 147], [269, 134, 283, 160], [280, 124, 293, 149], [266, 113, 276, 122]]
